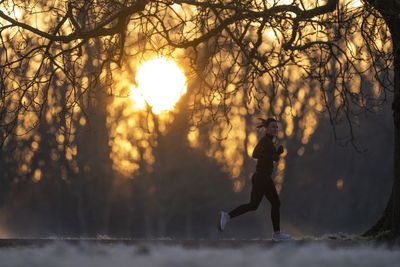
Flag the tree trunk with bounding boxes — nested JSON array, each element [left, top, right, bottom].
[[390, 18, 400, 235], [364, 3, 400, 238]]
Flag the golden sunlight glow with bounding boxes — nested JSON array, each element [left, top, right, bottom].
[[347, 0, 363, 9], [131, 58, 187, 114], [12, 6, 24, 20]]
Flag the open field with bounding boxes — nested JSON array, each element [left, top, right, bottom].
[[0, 238, 399, 267]]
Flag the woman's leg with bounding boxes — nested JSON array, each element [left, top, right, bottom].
[[264, 178, 281, 232], [228, 178, 263, 218]]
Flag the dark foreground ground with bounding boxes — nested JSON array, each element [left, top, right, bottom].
[[0, 236, 370, 248], [0, 237, 399, 267]]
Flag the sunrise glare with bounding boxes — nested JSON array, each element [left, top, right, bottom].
[[131, 58, 187, 114]]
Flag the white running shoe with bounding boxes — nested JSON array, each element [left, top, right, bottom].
[[218, 211, 230, 232], [272, 231, 292, 241]]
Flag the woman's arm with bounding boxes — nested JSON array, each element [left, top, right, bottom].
[[272, 145, 284, 162], [253, 138, 283, 162]]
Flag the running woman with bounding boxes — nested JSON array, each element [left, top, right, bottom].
[[218, 118, 292, 241]]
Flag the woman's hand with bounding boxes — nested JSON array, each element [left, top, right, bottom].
[[277, 145, 284, 155]]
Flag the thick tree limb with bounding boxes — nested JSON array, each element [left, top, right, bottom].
[[0, 0, 149, 43]]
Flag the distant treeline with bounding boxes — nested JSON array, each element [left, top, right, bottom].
[[0, 97, 392, 238]]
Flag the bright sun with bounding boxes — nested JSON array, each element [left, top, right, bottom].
[[130, 58, 187, 114]]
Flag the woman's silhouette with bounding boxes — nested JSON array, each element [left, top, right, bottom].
[[218, 118, 292, 241]]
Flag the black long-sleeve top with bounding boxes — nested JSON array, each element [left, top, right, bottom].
[[252, 134, 280, 175]]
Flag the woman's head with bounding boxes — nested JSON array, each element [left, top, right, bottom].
[[258, 118, 278, 136]]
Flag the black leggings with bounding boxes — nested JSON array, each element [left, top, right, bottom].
[[228, 173, 281, 232]]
